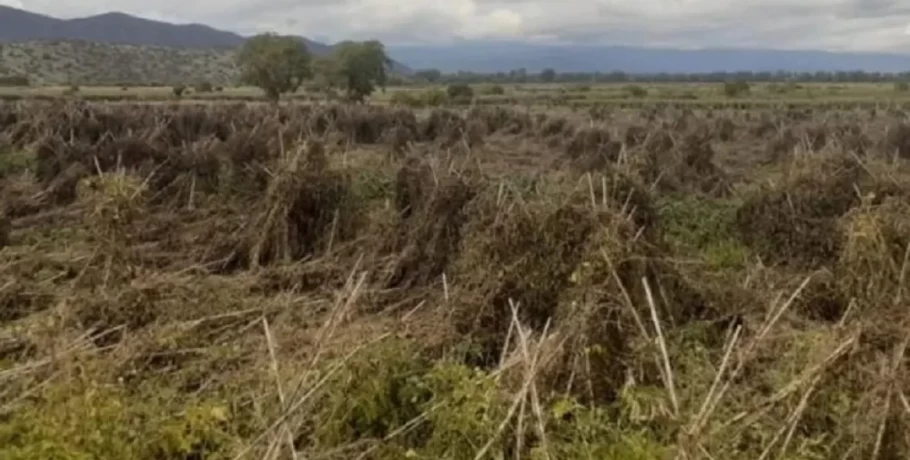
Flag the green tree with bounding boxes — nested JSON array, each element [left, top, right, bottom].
[[327, 40, 392, 102], [540, 68, 557, 83], [415, 69, 443, 83], [236, 33, 312, 102]]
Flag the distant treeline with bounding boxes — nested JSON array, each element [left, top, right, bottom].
[[411, 68, 910, 84]]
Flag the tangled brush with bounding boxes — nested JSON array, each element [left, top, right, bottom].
[[78, 169, 149, 284]]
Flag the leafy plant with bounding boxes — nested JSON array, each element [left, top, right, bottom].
[[543, 397, 671, 460], [236, 33, 313, 102], [325, 40, 391, 102], [421, 89, 449, 107], [625, 84, 648, 98], [415, 69, 442, 83], [0, 383, 235, 460], [314, 340, 432, 448], [389, 90, 421, 107], [485, 84, 505, 95], [420, 362, 508, 459], [446, 83, 474, 103], [657, 195, 749, 269]]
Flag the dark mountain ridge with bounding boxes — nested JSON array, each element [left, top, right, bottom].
[[0, 5, 401, 72]]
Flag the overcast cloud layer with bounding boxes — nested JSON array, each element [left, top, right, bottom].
[[4, 0, 910, 52]]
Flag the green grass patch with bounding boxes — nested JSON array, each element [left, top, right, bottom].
[[657, 195, 750, 269], [312, 338, 674, 459], [0, 150, 37, 178], [0, 382, 237, 460]]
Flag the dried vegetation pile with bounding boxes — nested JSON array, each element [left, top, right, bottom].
[[2, 101, 910, 459]]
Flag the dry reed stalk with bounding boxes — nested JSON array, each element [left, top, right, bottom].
[[233, 332, 391, 460], [233, 259, 369, 459], [262, 317, 299, 460], [644, 276, 680, 418], [509, 299, 551, 460], [473, 314, 551, 460]]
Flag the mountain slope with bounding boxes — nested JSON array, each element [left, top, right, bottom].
[[0, 41, 237, 85], [0, 6, 243, 48], [0, 6, 405, 73]]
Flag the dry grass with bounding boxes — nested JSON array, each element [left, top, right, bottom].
[[1, 100, 910, 459]]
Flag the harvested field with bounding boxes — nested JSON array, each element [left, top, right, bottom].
[[2, 100, 910, 459]]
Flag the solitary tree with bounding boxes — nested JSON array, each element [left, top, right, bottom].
[[540, 68, 557, 83], [415, 69, 442, 83], [236, 34, 312, 102], [327, 40, 392, 102]]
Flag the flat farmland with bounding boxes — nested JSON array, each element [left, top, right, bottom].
[[1, 99, 910, 459]]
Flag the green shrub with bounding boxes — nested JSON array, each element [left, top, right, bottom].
[[723, 81, 751, 97], [421, 89, 448, 107], [625, 84, 648, 98], [420, 362, 509, 458], [485, 84, 505, 95], [172, 85, 187, 97], [313, 338, 520, 458], [195, 82, 214, 93], [657, 195, 750, 269], [895, 81, 909, 92], [446, 83, 474, 101], [388, 89, 449, 108], [544, 398, 670, 460], [0, 383, 235, 460], [389, 90, 421, 107], [315, 340, 432, 448], [573, 84, 592, 92]]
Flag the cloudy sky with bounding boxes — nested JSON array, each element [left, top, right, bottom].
[[4, 0, 910, 52]]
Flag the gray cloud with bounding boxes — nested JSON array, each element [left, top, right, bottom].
[[839, 0, 910, 18], [12, 0, 910, 51]]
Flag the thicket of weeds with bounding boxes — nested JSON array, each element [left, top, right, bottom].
[[2, 101, 910, 459]]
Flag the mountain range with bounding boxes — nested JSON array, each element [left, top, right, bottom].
[[1, 5, 910, 76], [387, 42, 910, 74], [0, 5, 404, 73]]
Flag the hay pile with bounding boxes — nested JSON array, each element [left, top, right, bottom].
[[736, 154, 860, 267]]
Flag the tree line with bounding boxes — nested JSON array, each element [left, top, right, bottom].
[[237, 34, 390, 102], [412, 68, 910, 85]]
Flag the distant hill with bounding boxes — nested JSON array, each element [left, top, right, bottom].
[[388, 42, 910, 74], [0, 41, 236, 85], [0, 5, 410, 78], [3, 5, 909, 80]]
